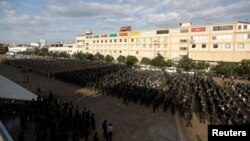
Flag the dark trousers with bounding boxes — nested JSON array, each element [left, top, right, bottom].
[[107, 132, 112, 141]]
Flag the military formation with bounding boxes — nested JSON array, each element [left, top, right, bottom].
[[4, 58, 250, 127], [18, 91, 109, 141]]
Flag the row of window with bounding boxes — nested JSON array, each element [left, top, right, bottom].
[[91, 34, 250, 45], [213, 25, 233, 31], [212, 35, 233, 40], [238, 25, 248, 30], [92, 37, 168, 44], [86, 25, 249, 40], [191, 43, 245, 49], [91, 50, 140, 54], [91, 44, 168, 48], [237, 34, 250, 39], [191, 34, 250, 41]]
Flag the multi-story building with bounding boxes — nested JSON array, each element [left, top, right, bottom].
[[48, 41, 82, 55], [76, 22, 250, 62], [8, 45, 35, 53]]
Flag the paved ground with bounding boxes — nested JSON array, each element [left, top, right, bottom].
[[0, 56, 208, 141]]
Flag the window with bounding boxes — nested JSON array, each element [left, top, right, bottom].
[[101, 40, 103, 43], [237, 34, 248, 39], [93, 40, 95, 43], [248, 34, 250, 39], [213, 25, 233, 31], [114, 39, 117, 43], [136, 51, 139, 54], [97, 40, 99, 43], [192, 44, 196, 48], [110, 39, 112, 43], [238, 25, 242, 30], [180, 47, 188, 50], [192, 36, 208, 41], [180, 39, 187, 43], [164, 45, 167, 48], [162, 37, 167, 42], [120, 39, 122, 42], [114, 50, 116, 53], [238, 43, 244, 49], [105, 40, 107, 43], [225, 43, 231, 48], [180, 29, 188, 33], [131, 38, 134, 42], [202, 44, 206, 48], [120, 50, 122, 53], [124, 39, 127, 42], [244, 25, 247, 29], [143, 44, 146, 48], [213, 35, 232, 40], [213, 44, 218, 48], [156, 30, 169, 34], [149, 45, 152, 48]]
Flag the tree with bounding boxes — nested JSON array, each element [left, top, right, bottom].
[[94, 52, 104, 61], [41, 48, 48, 56], [85, 53, 94, 60], [151, 53, 165, 68], [213, 61, 238, 76], [165, 59, 174, 67], [237, 59, 250, 77], [116, 55, 126, 63], [34, 48, 42, 55], [51, 51, 59, 58], [141, 57, 151, 65], [125, 55, 138, 66], [104, 55, 114, 62], [195, 61, 210, 70], [59, 51, 70, 58], [73, 52, 86, 60], [177, 56, 195, 71]]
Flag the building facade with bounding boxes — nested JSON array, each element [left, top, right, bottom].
[[8, 46, 34, 53], [48, 41, 83, 55], [76, 22, 250, 62]]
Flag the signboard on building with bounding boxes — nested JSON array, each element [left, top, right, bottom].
[[156, 30, 169, 34], [119, 33, 128, 37], [191, 27, 206, 32], [109, 33, 117, 37], [130, 31, 141, 36], [101, 34, 108, 38]]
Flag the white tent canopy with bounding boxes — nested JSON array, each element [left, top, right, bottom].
[[0, 75, 37, 101]]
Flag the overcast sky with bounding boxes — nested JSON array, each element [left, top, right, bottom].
[[0, 0, 249, 44]]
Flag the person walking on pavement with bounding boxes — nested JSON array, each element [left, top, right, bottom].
[[107, 123, 113, 141]]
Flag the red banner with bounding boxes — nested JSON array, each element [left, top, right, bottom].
[[191, 27, 205, 32], [119, 33, 128, 36]]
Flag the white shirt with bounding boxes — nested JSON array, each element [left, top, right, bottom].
[[107, 125, 113, 133]]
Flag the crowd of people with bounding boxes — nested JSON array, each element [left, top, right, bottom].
[[4, 58, 250, 127], [18, 91, 113, 141]]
